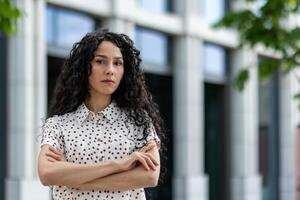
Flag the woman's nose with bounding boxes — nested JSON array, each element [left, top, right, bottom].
[[105, 63, 114, 75]]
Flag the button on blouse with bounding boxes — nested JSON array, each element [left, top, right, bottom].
[[41, 101, 160, 200]]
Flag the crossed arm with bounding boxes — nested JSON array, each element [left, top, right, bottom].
[[38, 141, 160, 191]]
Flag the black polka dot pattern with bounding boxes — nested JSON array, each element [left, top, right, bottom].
[[41, 100, 160, 200]]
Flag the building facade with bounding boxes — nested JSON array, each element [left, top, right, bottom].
[[4, 0, 300, 200]]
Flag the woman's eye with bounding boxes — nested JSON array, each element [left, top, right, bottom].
[[96, 60, 103, 64], [114, 62, 123, 66]]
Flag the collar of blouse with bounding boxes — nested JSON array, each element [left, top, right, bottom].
[[75, 100, 121, 125]]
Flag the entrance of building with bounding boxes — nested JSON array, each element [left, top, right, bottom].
[[144, 73, 173, 200], [204, 83, 230, 200]]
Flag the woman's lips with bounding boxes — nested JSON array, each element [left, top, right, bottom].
[[101, 80, 115, 84]]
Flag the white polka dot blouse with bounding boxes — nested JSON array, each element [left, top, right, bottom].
[[41, 100, 160, 200]]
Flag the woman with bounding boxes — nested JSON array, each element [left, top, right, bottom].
[[38, 29, 164, 200]]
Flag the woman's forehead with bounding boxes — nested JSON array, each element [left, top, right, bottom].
[[94, 41, 123, 58]]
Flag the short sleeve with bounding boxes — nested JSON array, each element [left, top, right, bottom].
[[41, 116, 64, 152], [135, 122, 161, 150]]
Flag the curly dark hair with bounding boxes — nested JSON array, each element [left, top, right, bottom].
[[48, 29, 166, 168]]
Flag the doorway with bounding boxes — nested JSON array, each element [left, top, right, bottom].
[[144, 73, 173, 200], [204, 83, 230, 200]]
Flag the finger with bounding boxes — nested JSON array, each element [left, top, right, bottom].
[[146, 141, 156, 148], [140, 142, 156, 153], [143, 156, 155, 170], [48, 148, 65, 160], [141, 154, 156, 170], [135, 155, 150, 171], [45, 152, 63, 161], [144, 153, 159, 166], [49, 146, 63, 155], [138, 151, 158, 165], [45, 151, 58, 158], [145, 143, 156, 151], [139, 142, 154, 152], [45, 153, 61, 161], [46, 156, 57, 162], [49, 147, 64, 158]]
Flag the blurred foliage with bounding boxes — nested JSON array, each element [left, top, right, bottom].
[[0, 0, 21, 35], [234, 68, 249, 91], [214, 0, 300, 106]]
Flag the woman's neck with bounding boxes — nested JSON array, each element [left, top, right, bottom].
[[85, 95, 111, 113]]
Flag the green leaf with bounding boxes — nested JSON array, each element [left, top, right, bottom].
[[294, 92, 300, 100], [213, 10, 256, 30], [0, 0, 21, 35], [234, 69, 249, 91], [214, 0, 300, 109], [258, 58, 279, 80]]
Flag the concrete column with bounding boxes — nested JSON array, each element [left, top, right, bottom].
[[174, 0, 199, 15], [35, 0, 48, 159], [173, 36, 207, 200], [103, 0, 135, 38], [280, 71, 300, 200], [230, 49, 262, 200], [6, 0, 49, 199], [173, 0, 208, 199], [296, 124, 300, 200]]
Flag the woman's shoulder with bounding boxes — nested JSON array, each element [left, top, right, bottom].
[[45, 111, 76, 124], [44, 115, 59, 123]]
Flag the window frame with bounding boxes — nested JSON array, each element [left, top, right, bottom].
[[135, 26, 172, 75], [202, 42, 229, 84]]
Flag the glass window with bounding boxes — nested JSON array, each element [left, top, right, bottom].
[[46, 6, 54, 44], [203, 43, 227, 81], [200, 0, 226, 25], [135, 27, 170, 68], [258, 57, 280, 200], [137, 0, 171, 13], [47, 6, 95, 49]]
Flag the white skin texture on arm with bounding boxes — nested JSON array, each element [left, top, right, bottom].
[[77, 141, 160, 191], [38, 141, 159, 188]]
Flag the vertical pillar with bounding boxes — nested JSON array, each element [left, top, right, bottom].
[[105, 0, 135, 38], [296, 124, 300, 200], [173, 36, 207, 200], [173, 0, 207, 199], [280, 71, 300, 200], [35, 0, 48, 156], [230, 49, 262, 200], [6, 0, 49, 199]]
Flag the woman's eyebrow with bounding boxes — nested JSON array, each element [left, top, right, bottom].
[[94, 55, 123, 59]]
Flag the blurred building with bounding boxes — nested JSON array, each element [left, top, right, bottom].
[[2, 0, 300, 200]]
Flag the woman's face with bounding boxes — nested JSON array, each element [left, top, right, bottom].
[[88, 41, 124, 99]]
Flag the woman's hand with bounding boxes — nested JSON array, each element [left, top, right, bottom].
[[45, 146, 66, 162], [44, 141, 159, 172], [139, 140, 157, 153], [116, 141, 159, 172]]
